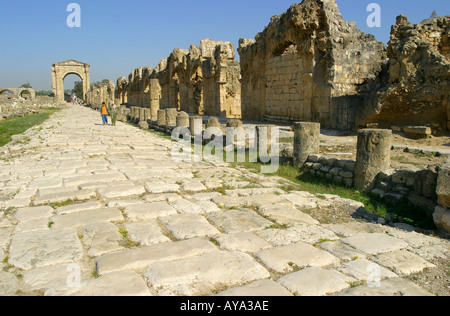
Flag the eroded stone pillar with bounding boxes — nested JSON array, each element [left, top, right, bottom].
[[355, 129, 392, 192], [165, 108, 178, 132], [176, 112, 189, 127], [293, 122, 320, 167], [157, 109, 167, 129], [189, 116, 203, 136]]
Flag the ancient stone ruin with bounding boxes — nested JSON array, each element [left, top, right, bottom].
[[358, 15, 450, 133], [85, 0, 449, 135], [79, 0, 450, 232], [238, 0, 386, 129]]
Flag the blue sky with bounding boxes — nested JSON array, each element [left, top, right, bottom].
[[0, 0, 448, 91]]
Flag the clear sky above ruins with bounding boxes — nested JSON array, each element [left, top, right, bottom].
[[0, 0, 448, 91]]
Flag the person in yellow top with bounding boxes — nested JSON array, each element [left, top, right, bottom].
[[100, 102, 109, 125]]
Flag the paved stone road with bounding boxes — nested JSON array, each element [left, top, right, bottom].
[[0, 104, 448, 296]]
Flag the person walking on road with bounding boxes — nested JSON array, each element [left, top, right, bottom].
[[109, 103, 118, 126], [100, 102, 109, 125]]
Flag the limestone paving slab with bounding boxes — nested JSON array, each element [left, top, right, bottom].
[[9, 229, 84, 270], [34, 187, 97, 205], [337, 258, 398, 281], [254, 242, 340, 274], [15, 206, 54, 222], [144, 251, 271, 296], [97, 184, 146, 199], [340, 233, 409, 255], [22, 263, 88, 292], [95, 237, 218, 275], [372, 250, 436, 276], [256, 224, 339, 247], [336, 277, 435, 296], [125, 221, 171, 246], [170, 198, 204, 214], [45, 270, 152, 296], [160, 213, 221, 240], [215, 279, 292, 296], [123, 202, 178, 222], [257, 203, 320, 226], [82, 222, 124, 257], [213, 232, 272, 253], [277, 266, 356, 296], [206, 209, 274, 234], [318, 241, 367, 261], [51, 208, 123, 229]]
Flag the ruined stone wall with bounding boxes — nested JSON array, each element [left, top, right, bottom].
[[116, 38, 241, 121], [86, 80, 115, 109], [238, 0, 385, 128], [358, 15, 450, 131]]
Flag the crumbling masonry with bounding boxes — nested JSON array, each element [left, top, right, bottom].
[[85, 0, 449, 133], [111, 39, 241, 121]]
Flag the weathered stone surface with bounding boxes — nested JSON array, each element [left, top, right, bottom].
[[125, 221, 171, 246], [216, 279, 292, 296], [402, 126, 432, 138], [338, 258, 397, 281], [436, 160, 450, 209], [144, 251, 270, 296], [293, 122, 320, 167], [341, 233, 408, 255], [51, 208, 123, 229], [97, 184, 146, 199], [145, 183, 180, 194], [15, 206, 54, 222], [82, 222, 123, 257], [206, 209, 273, 233], [256, 224, 339, 247], [95, 238, 217, 275], [336, 277, 435, 296], [277, 266, 355, 296], [213, 232, 272, 253], [9, 229, 83, 270], [257, 204, 319, 226], [45, 270, 152, 296], [56, 201, 103, 215], [160, 214, 221, 240], [433, 206, 450, 233], [318, 241, 366, 261], [372, 250, 436, 276], [34, 188, 97, 205], [254, 243, 340, 273], [238, 0, 386, 128], [23, 263, 88, 292], [123, 202, 177, 222], [0, 271, 19, 296], [355, 129, 392, 192], [170, 198, 204, 214]]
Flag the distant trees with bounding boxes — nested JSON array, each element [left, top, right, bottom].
[[20, 83, 32, 88], [72, 81, 84, 99], [90, 79, 110, 90]]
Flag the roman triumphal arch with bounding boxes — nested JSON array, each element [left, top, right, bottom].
[[52, 60, 90, 103]]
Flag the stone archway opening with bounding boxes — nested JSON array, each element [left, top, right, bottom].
[[20, 90, 32, 100], [63, 73, 84, 102], [52, 60, 90, 103]]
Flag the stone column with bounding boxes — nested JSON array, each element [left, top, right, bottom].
[[176, 112, 190, 127], [355, 129, 392, 192], [293, 122, 320, 167], [256, 124, 276, 156], [157, 109, 167, 130], [165, 108, 178, 133], [190, 116, 203, 136]]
